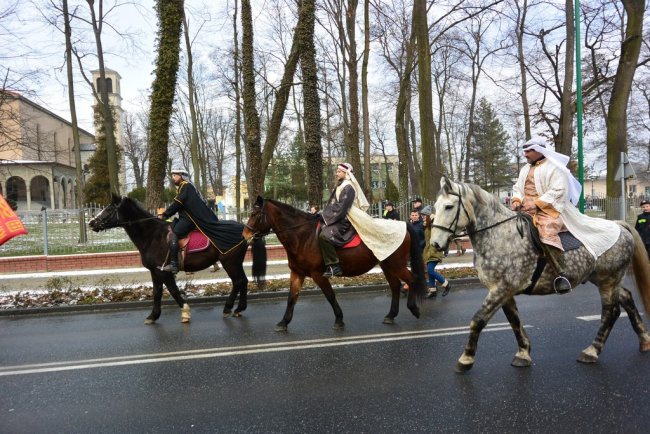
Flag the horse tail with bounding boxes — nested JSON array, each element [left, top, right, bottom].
[[251, 236, 268, 285], [621, 222, 650, 314], [406, 223, 427, 302]]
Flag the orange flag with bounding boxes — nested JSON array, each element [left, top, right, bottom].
[[0, 194, 27, 246]]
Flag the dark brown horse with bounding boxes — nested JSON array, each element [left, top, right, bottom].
[[242, 196, 426, 331], [89, 194, 266, 324]]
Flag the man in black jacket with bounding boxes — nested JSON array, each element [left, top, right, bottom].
[[159, 168, 218, 273], [319, 163, 358, 277], [635, 199, 650, 259]]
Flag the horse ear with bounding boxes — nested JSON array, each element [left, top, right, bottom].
[[111, 193, 121, 205], [255, 195, 263, 208], [440, 176, 453, 193]]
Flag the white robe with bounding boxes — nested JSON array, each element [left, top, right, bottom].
[[337, 180, 407, 262], [512, 161, 620, 259]]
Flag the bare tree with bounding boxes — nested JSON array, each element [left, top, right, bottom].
[[122, 111, 147, 189], [605, 0, 645, 200]]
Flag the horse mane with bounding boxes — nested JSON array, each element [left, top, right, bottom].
[[265, 198, 320, 221], [121, 196, 155, 219], [452, 182, 513, 221]]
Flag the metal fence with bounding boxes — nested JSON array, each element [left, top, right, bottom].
[[0, 196, 645, 257]]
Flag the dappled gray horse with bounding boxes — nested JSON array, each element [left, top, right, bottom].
[[429, 177, 650, 372]]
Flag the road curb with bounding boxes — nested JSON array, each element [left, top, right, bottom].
[[0, 277, 481, 317]]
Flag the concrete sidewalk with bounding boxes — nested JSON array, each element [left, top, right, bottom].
[[0, 249, 475, 292]]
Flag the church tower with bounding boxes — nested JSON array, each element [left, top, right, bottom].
[[91, 68, 127, 195]]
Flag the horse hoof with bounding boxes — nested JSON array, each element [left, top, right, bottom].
[[511, 356, 532, 368], [275, 323, 288, 332], [233, 312, 242, 318], [144, 318, 155, 325], [577, 352, 598, 364], [332, 322, 345, 330], [455, 361, 474, 373], [181, 304, 191, 323], [640, 341, 650, 353], [383, 316, 395, 324], [409, 308, 421, 319]]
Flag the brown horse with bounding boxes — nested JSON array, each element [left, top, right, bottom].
[[242, 196, 426, 331]]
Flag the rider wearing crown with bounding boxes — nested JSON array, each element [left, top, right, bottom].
[[158, 168, 218, 273]]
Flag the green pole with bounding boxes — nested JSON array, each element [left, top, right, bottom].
[[575, 0, 585, 213]]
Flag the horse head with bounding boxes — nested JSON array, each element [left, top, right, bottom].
[[89, 193, 123, 232], [242, 196, 273, 241], [429, 176, 474, 251]]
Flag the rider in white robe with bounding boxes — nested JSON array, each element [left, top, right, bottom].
[[512, 138, 620, 260]]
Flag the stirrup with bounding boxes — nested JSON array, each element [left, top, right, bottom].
[[162, 263, 179, 274], [553, 276, 572, 294]]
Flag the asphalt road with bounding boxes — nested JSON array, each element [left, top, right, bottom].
[[1, 281, 649, 433]]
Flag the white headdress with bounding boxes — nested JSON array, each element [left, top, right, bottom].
[[523, 137, 582, 206], [337, 163, 370, 211]]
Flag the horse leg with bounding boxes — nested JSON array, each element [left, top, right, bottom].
[[275, 271, 305, 332], [617, 287, 650, 352], [232, 273, 249, 317], [312, 274, 344, 330], [380, 266, 402, 325], [577, 284, 620, 363], [501, 298, 532, 367], [457, 288, 511, 373], [163, 274, 190, 324], [145, 273, 164, 325]]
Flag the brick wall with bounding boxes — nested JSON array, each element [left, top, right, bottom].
[[0, 245, 289, 274]]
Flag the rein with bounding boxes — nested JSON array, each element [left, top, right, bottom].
[[96, 207, 159, 230], [245, 202, 316, 239], [431, 187, 527, 239]]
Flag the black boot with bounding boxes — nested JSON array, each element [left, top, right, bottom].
[[163, 234, 179, 274]]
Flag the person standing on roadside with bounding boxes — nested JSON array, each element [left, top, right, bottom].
[[635, 199, 650, 259], [383, 201, 400, 220]]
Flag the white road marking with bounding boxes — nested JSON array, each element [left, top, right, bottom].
[[0, 321, 519, 377], [577, 312, 629, 321]]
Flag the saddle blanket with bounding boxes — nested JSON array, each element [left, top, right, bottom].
[[184, 230, 210, 253]]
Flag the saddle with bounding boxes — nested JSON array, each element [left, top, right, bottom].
[[172, 230, 211, 271], [316, 222, 362, 249]]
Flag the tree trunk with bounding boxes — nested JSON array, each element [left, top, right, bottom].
[[606, 0, 645, 203], [183, 15, 203, 194], [361, 0, 371, 201], [394, 29, 416, 202], [557, 0, 575, 156], [233, 1, 242, 219], [145, 0, 184, 209], [87, 0, 120, 195], [63, 0, 86, 242], [515, 0, 531, 141], [298, 0, 323, 206], [240, 0, 262, 200], [345, 0, 363, 182], [413, 0, 439, 202]]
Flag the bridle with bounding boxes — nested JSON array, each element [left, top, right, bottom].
[[430, 188, 472, 238], [91, 205, 158, 231], [243, 201, 319, 240], [430, 187, 522, 239]]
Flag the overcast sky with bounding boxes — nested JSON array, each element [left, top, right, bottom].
[[4, 0, 228, 131]]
